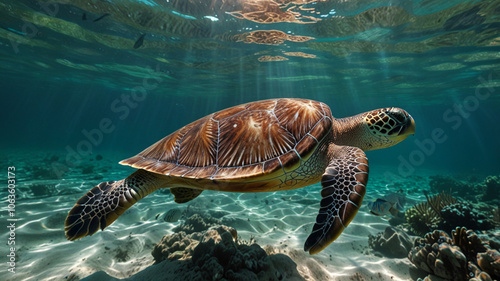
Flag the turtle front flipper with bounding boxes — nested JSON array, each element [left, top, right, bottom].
[[304, 146, 369, 255], [65, 170, 161, 241]]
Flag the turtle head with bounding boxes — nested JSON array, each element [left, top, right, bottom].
[[362, 107, 415, 150]]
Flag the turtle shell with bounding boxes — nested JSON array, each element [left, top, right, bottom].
[[120, 98, 333, 181]]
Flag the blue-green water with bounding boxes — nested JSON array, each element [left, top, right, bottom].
[[2, 0, 499, 175], [1, 0, 500, 280]]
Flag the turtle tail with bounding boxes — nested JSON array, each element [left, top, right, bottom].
[[65, 169, 160, 241]]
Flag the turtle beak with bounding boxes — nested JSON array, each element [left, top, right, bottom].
[[400, 115, 416, 136]]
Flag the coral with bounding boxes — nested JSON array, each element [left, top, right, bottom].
[[152, 225, 236, 263], [424, 190, 456, 216], [429, 175, 476, 199], [439, 202, 492, 233], [410, 231, 468, 280], [492, 208, 500, 226], [429, 174, 500, 203], [27, 164, 61, 179], [450, 227, 489, 262], [482, 176, 500, 202], [368, 227, 413, 258], [405, 190, 456, 236], [237, 235, 257, 247], [173, 213, 222, 234], [468, 262, 494, 281], [152, 225, 303, 281], [23, 153, 70, 179], [405, 206, 439, 236], [409, 227, 498, 281], [477, 250, 500, 279], [417, 229, 452, 246]]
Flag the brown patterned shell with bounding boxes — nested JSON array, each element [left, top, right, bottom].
[[120, 99, 333, 181]]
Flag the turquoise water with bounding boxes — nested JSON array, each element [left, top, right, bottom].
[[1, 0, 500, 280], [2, 0, 499, 175]]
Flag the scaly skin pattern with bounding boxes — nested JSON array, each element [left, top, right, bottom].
[[304, 145, 369, 254], [65, 170, 161, 240]]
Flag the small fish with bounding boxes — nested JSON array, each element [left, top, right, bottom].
[[93, 13, 110, 22], [133, 34, 146, 49], [368, 198, 397, 216], [383, 192, 406, 210], [3, 27, 27, 36], [163, 208, 183, 222], [82, 13, 87, 21], [367, 192, 406, 216]]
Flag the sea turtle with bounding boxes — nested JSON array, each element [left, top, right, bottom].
[[65, 98, 415, 254]]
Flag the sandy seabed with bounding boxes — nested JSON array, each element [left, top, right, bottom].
[[1, 152, 432, 281]]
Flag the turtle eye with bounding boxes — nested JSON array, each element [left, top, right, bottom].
[[386, 109, 414, 136], [387, 108, 408, 123]]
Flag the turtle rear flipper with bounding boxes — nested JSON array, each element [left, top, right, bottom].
[[65, 170, 160, 240], [170, 187, 203, 203], [304, 145, 369, 255]]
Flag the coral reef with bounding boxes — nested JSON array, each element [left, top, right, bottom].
[[409, 227, 500, 281], [439, 202, 492, 233], [429, 175, 476, 199], [477, 250, 500, 279], [429, 174, 500, 204], [368, 227, 414, 258], [492, 208, 500, 226], [482, 176, 500, 202], [173, 213, 222, 234], [405, 189, 495, 236], [27, 164, 63, 179], [152, 225, 304, 281], [23, 153, 73, 179]]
